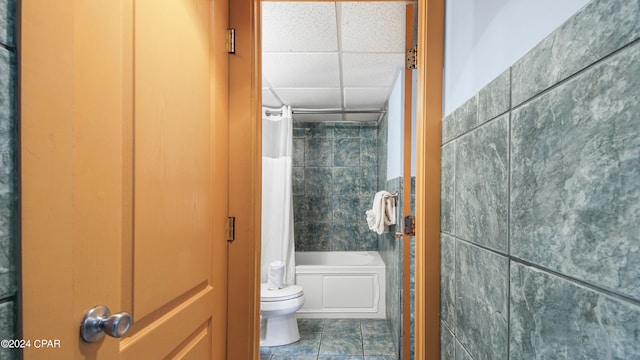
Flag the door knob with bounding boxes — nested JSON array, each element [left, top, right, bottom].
[[80, 305, 132, 343]]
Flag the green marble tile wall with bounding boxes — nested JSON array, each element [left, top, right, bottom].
[[0, 0, 17, 359], [376, 100, 417, 359], [440, 0, 640, 358], [378, 176, 416, 359], [292, 121, 379, 251]]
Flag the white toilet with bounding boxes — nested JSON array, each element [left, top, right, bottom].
[[259, 283, 305, 346]]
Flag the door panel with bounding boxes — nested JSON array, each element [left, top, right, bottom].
[[22, 1, 125, 357], [21, 0, 228, 358], [133, 0, 214, 320], [120, 288, 214, 358]]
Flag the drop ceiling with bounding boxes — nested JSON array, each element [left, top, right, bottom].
[[261, 2, 407, 122]]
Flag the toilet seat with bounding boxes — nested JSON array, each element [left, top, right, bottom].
[[260, 284, 303, 302]]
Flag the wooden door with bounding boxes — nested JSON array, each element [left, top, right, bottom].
[[21, 0, 229, 358]]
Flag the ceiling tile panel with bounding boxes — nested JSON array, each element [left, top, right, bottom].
[[263, 53, 341, 88], [261, 2, 407, 119], [340, 2, 406, 53], [273, 88, 342, 108], [342, 53, 404, 87], [262, 2, 338, 52], [344, 87, 391, 108]]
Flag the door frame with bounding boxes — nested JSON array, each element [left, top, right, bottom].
[[414, 0, 444, 358], [231, 0, 444, 358], [228, 0, 263, 359]]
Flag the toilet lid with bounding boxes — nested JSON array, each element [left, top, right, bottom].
[[260, 284, 303, 302]]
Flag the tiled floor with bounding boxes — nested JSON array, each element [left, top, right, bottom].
[[260, 318, 397, 360]]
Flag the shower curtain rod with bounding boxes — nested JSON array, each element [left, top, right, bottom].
[[264, 108, 386, 116]]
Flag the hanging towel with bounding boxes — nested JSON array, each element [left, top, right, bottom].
[[366, 191, 397, 235]]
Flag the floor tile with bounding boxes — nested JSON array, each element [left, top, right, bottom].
[[270, 333, 321, 356], [363, 334, 396, 356], [298, 318, 324, 333], [361, 319, 391, 336], [323, 319, 362, 334], [260, 346, 274, 360], [263, 317, 396, 359], [271, 355, 317, 360], [320, 334, 363, 355]]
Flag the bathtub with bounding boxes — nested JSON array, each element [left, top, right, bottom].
[[294, 251, 386, 319]]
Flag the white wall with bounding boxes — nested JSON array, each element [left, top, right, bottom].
[[411, 69, 416, 177], [444, 0, 589, 115], [387, 70, 418, 180], [387, 71, 404, 180]]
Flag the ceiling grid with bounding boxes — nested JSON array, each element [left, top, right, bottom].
[[262, 1, 406, 122]]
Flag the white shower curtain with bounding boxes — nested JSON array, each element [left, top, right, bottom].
[[261, 105, 295, 286]]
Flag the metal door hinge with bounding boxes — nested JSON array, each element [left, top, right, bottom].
[[227, 217, 235, 242], [403, 215, 415, 236], [226, 29, 236, 54], [406, 46, 417, 69]]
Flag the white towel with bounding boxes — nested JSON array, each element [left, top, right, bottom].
[[366, 191, 397, 235]]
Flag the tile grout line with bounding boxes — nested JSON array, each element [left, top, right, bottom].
[[452, 232, 640, 307], [510, 256, 640, 308], [360, 319, 364, 357], [316, 322, 323, 359], [506, 65, 513, 360], [0, 42, 14, 51], [0, 294, 17, 304]]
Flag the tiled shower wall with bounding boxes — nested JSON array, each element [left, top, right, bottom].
[[379, 176, 402, 356], [0, 0, 17, 359], [292, 121, 379, 251], [377, 110, 417, 359], [440, 0, 640, 358], [379, 176, 416, 359]]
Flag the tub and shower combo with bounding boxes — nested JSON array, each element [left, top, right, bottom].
[[259, 106, 388, 346]]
